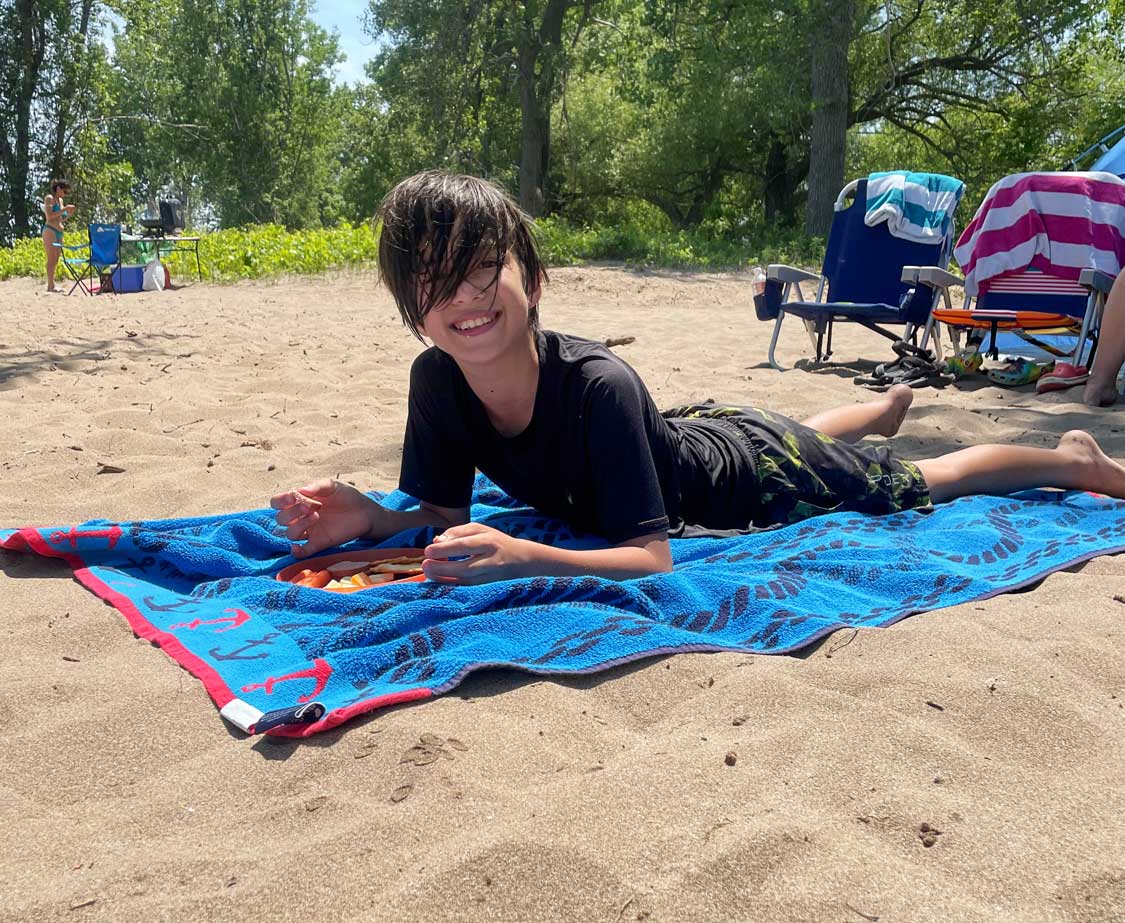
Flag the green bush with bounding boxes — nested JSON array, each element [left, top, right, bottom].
[[0, 237, 49, 280], [166, 222, 380, 282], [1, 217, 821, 283], [0, 222, 381, 283], [537, 215, 822, 271]]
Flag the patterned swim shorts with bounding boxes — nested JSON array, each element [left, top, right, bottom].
[[662, 403, 932, 527]]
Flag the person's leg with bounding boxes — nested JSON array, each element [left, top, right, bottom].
[[801, 384, 913, 442], [915, 431, 1125, 503], [43, 228, 59, 292], [1084, 271, 1125, 407]]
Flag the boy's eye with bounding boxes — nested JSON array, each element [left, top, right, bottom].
[[464, 257, 504, 289]]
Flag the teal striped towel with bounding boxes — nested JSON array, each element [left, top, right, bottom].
[[865, 171, 966, 243]]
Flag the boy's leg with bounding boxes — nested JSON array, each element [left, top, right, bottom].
[[1084, 270, 1125, 408], [914, 431, 1125, 503], [801, 384, 913, 442]]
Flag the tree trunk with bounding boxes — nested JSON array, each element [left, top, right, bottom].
[[517, 43, 549, 216], [515, 0, 570, 216], [49, 0, 96, 175], [5, 0, 48, 239], [763, 136, 797, 226], [805, 0, 854, 238]]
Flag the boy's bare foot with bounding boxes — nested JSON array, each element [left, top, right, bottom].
[[1082, 380, 1119, 408], [873, 384, 914, 437], [1058, 430, 1125, 499]]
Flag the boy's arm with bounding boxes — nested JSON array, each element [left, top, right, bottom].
[[369, 499, 469, 539], [515, 529, 672, 580], [422, 523, 672, 584]]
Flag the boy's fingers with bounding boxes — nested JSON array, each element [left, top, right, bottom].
[[291, 541, 320, 559], [273, 494, 322, 520], [421, 557, 468, 580], [298, 479, 338, 499], [284, 515, 316, 540], [269, 491, 298, 510], [424, 535, 488, 559], [274, 504, 306, 527], [435, 522, 486, 540], [290, 530, 334, 559], [271, 482, 334, 510]]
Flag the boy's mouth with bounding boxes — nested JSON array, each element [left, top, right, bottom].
[[451, 312, 499, 336]]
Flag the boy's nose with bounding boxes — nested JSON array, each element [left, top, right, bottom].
[[449, 277, 483, 305]]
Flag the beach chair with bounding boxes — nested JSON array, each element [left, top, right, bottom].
[[57, 223, 123, 296], [923, 171, 1125, 390], [917, 268, 1115, 389], [755, 175, 963, 371]]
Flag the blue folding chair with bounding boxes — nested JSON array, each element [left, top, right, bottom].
[[57, 223, 123, 295], [755, 178, 961, 370]]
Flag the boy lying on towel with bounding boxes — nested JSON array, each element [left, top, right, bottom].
[[272, 171, 1125, 584]]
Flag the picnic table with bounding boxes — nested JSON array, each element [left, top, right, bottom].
[[121, 231, 205, 282]]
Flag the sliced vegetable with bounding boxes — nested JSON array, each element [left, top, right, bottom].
[[296, 569, 331, 588]]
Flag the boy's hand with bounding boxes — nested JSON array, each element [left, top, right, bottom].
[[422, 522, 535, 585], [271, 478, 380, 557]]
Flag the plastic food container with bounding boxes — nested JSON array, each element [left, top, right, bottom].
[[276, 547, 427, 593]]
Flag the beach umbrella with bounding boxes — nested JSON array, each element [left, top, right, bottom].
[[1091, 127, 1125, 177]]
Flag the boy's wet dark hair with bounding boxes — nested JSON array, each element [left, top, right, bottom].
[[50, 179, 71, 195], [377, 171, 547, 340]]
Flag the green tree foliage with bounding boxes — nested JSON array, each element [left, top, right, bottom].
[[0, 0, 111, 242], [365, 0, 603, 214], [2, 0, 1121, 265], [174, 0, 346, 227], [847, 0, 1121, 210]]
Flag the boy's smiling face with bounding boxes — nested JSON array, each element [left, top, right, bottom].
[[419, 250, 540, 364]]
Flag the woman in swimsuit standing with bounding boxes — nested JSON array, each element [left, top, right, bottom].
[[42, 179, 76, 294]]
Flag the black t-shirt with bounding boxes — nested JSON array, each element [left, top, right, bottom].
[[398, 330, 758, 543]]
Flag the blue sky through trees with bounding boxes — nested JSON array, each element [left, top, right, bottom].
[[311, 0, 381, 85]]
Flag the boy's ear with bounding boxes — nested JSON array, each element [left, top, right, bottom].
[[526, 271, 542, 308]]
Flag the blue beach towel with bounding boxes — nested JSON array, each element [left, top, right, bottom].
[[866, 171, 966, 242], [3, 477, 1123, 737]]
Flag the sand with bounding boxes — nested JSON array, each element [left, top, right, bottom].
[[1, 267, 1123, 923]]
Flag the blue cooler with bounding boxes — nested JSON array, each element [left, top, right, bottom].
[[111, 265, 145, 293]]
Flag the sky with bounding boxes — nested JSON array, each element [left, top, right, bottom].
[[310, 0, 383, 85]]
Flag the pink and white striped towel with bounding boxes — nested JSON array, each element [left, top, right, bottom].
[[954, 172, 1125, 295]]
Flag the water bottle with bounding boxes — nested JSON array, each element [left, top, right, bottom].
[[751, 266, 766, 298], [751, 266, 770, 320]]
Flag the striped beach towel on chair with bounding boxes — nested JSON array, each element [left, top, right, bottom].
[[954, 172, 1125, 296], [865, 171, 965, 243]]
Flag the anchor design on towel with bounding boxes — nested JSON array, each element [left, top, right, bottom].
[[170, 607, 251, 632], [209, 632, 280, 661], [49, 524, 123, 549], [241, 657, 333, 703], [144, 594, 199, 612]]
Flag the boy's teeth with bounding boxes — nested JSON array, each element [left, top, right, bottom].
[[456, 316, 492, 330]]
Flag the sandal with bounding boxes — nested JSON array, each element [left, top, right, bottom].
[[860, 347, 938, 386], [891, 339, 936, 362], [986, 358, 1053, 387], [858, 354, 952, 390], [855, 355, 917, 387], [945, 347, 984, 379], [1036, 361, 1089, 394]]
